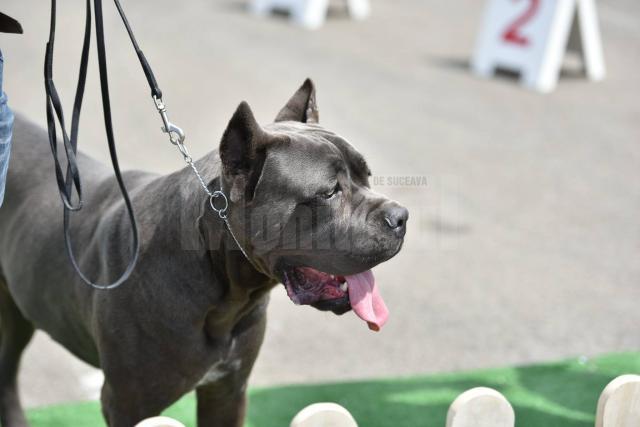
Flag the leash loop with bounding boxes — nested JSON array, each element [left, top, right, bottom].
[[46, 0, 140, 290]]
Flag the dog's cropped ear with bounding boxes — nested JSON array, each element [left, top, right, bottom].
[[219, 102, 267, 201], [275, 78, 319, 124], [220, 101, 263, 174]]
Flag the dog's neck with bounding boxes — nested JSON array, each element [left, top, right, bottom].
[[154, 151, 276, 338]]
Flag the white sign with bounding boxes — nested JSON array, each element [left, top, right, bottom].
[[472, 0, 605, 92]]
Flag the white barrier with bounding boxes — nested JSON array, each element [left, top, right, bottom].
[[288, 375, 640, 427], [250, 0, 370, 30], [133, 374, 640, 427]]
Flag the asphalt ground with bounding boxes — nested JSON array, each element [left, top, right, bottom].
[[0, 0, 638, 407]]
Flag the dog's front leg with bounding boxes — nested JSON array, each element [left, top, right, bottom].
[[197, 314, 266, 427], [100, 381, 162, 427], [196, 380, 248, 427]]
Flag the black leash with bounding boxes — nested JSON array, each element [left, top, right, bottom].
[[45, 0, 253, 289], [45, 0, 162, 290]]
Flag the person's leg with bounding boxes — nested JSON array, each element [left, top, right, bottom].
[[0, 49, 15, 207]]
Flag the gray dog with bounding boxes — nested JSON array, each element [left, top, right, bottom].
[[0, 80, 408, 427]]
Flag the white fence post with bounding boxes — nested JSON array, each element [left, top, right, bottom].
[[446, 387, 515, 427], [596, 374, 640, 427], [134, 416, 186, 427], [290, 402, 358, 427]]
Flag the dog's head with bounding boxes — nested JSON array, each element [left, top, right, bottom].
[[218, 79, 408, 330]]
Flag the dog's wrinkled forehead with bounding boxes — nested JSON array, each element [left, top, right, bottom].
[[265, 120, 337, 144], [263, 121, 371, 187]]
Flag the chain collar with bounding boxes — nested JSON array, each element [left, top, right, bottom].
[[153, 96, 260, 270]]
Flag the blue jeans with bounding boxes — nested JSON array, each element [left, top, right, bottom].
[[0, 49, 15, 206]]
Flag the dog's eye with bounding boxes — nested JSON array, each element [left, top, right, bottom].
[[321, 183, 341, 200]]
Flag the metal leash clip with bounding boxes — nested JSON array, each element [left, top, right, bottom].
[[153, 96, 185, 145]]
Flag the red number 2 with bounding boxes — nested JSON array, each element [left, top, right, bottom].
[[502, 0, 540, 46]]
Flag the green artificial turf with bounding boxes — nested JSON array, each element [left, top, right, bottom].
[[27, 352, 640, 427]]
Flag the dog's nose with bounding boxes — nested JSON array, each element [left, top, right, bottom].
[[383, 205, 409, 237]]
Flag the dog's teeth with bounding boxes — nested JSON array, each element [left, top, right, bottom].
[[340, 282, 348, 292]]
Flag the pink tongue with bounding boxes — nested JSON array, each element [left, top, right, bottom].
[[345, 270, 389, 331]]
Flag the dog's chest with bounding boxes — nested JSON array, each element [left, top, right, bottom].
[[196, 338, 242, 386]]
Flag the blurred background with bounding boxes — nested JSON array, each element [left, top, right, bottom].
[[0, 0, 638, 410]]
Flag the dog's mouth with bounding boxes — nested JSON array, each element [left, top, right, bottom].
[[283, 267, 349, 311], [282, 266, 389, 331]]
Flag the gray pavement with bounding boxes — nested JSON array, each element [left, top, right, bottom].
[[1, 0, 639, 408]]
